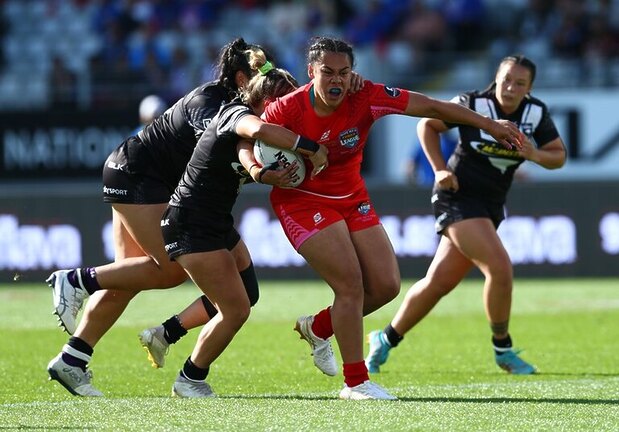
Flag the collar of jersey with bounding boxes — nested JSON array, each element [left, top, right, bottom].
[[309, 84, 315, 107]]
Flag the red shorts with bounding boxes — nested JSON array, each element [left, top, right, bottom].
[[270, 187, 380, 250]]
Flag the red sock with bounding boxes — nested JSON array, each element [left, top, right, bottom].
[[311, 307, 333, 340], [343, 361, 369, 388]]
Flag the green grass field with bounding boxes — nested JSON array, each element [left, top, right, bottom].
[[1, 278, 618, 431]]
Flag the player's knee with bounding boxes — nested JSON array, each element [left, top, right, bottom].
[[486, 264, 513, 290], [240, 262, 260, 307], [375, 274, 400, 304], [385, 277, 401, 302], [238, 301, 251, 323], [149, 259, 188, 288], [227, 299, 251, 331]]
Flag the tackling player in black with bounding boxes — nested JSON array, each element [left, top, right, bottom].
[[163, 56, 327, 397], [366, 54, 566, 375], [46, 38, 283, 396]]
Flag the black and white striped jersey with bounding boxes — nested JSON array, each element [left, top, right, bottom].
[[444, 89, 560, 203]]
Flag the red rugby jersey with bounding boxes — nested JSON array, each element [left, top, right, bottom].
[[263, 80, 409, 199]]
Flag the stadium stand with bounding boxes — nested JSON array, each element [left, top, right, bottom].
[[0, 0, 618, 110]]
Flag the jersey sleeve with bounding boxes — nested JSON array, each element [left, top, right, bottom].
[[216, 104, 253, 137], [532, 106, 560, 147], [186, 92, 226, 139], [366, 81, 409, 119]]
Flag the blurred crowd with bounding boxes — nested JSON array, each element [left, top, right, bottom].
[[1, 0, 619, 111]]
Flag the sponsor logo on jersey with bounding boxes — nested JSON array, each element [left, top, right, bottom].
[[339, 128, 360, 149], [102, 186, 128, 196], [358, 201, 371, 215], [471, 141, 521, 173], [471, 141, 520, 159], [384, 86, 401, 97], [202, 118, 212, 129], [319, 130, 331, 142], [106, 161, 124, 170], [164, 242, 178, 252], [313, 212, 324, 224], [435, 213, 450, 232], [161, 219, 169, 226], [521, 123, 533, 137]]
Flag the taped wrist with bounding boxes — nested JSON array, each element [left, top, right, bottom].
[[292, 136, 320, 154]]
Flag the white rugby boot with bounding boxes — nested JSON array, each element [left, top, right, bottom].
[[48, 269, 88, 335], [47, 354, 103, 397], [171, 375, 215, 398], [139, 325, 170, 368], [339, 380, 397, 400], [294, 315, 338, 376]]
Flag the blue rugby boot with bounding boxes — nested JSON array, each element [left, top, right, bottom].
[[365, 330, 391, 373], [495, 349, 536, 375]]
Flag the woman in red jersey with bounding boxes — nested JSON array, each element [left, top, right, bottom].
[[261, 36, 523, 400]]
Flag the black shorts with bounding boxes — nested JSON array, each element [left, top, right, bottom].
[[161, 205, 240, 260], [102, 136, 175, 204], [431, 188, 505, 234]]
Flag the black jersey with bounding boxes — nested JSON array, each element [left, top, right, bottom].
[[136, 81, 233, 188], [444, 89, 560, 204], [169, 100, 254, 216]]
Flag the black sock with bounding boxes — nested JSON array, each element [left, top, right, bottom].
[[492, 334, 513, 355], [162, 315, 187, 344], [68, 336, 94, 356], [181, 357, 209, 381], [61, 336, 93, 371], [384, 324, 403, 348]]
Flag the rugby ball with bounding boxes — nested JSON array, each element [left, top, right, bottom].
[[253, 140, 306, 187]]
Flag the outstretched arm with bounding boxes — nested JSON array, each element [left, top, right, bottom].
[[405, 92, 522, 150]]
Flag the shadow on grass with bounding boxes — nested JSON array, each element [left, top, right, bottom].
[[395, 396, 619, 405], [409, 371, 619, 378], [216, 394, 619, 404], [218, 394, 336, 401], [535, 372, 619, 377]]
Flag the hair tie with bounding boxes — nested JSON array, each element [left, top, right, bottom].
[[258, 61, 274, 75]]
